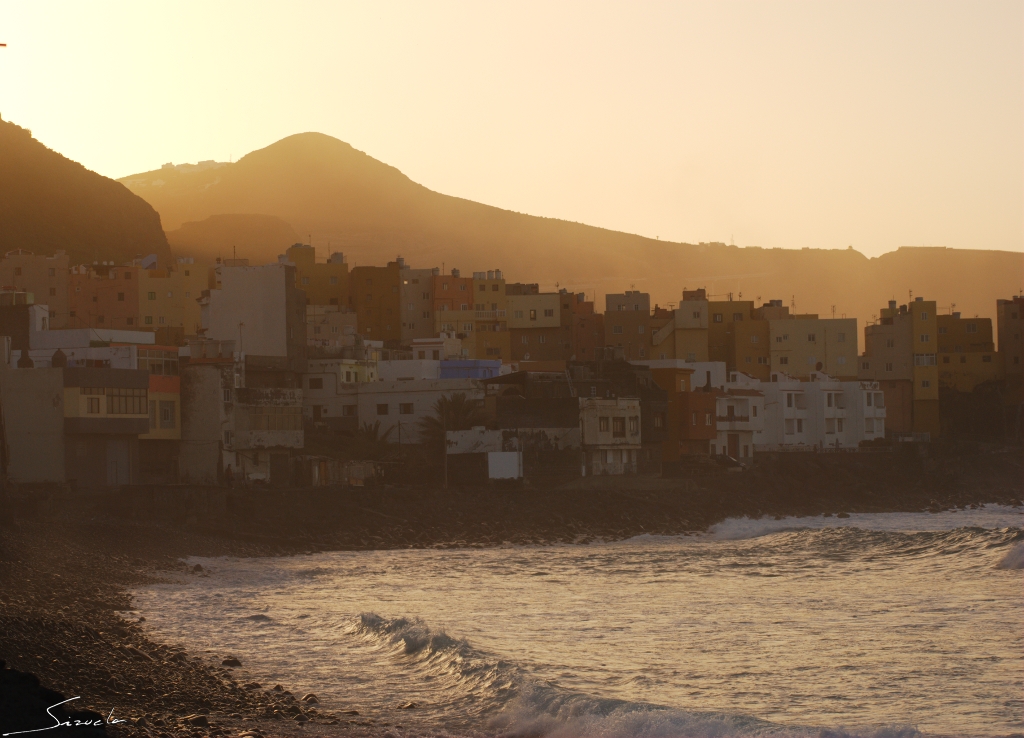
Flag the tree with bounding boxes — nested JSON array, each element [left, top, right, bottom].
[[418, 393, 485, 458]]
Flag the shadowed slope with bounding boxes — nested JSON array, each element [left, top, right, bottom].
[[0, 117, 171, 265]]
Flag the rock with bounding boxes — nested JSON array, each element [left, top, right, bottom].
[[243, 681, 261, 689], [184, 714, 209, 727], [193, 564, 204, 572], [340, 709, 359, 715], [301, 693, 319, 703], [399, 701, 418, 709], [293, 714, 308, 722], [272, 684, 284, 692], [222, 657, 242, 667], [836, 512, 850, 518]]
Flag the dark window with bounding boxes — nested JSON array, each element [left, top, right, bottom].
[[599, 416, 609, 432], [612, 417, 626, 437], [399, 403, 414, 414], [377, 404, 389, 415], [342, 405, 357, 416], [308, 378, 323, 389], [713, 313, 723, 323]]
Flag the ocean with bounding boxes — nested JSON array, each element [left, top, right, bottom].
[[132, 506, 1024, 737]]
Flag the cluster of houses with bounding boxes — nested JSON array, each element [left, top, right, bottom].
[[0, 246, 1019, 488]]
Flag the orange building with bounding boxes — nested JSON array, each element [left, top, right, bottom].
[[349, 260, 402, 344], [68, 264, 141, 330]]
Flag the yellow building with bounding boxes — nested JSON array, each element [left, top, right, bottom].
[[138, 259, 211, 338], [649, 292, 710, 362], [708, 299, 754, 364], [936, 313, 1000, 392], [286, 243, 349, 308], [769, 317, 859, 380]]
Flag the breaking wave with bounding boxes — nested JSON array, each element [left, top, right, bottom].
[[996, 543, 1024, 569], [351, 613, 920, 738]]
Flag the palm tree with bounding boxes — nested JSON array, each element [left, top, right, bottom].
[[349, 421, 396, 460], [418, 393, 485, 457]]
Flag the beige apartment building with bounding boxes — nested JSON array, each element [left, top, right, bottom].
[[769, 316, 858, 381]]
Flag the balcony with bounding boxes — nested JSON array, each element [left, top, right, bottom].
[[475, 310, 507, 320], [717, 415, 750, 423]]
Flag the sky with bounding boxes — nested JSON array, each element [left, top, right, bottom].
[[0, 1, 1021, 257]]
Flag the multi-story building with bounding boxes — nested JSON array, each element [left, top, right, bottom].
[[508, 291, 569, 361], [307, 305, 359, 349], [286, 243, 349, 309], [769, 316, 858, 381], [649, 365, 717, 461], [400, 263, 438, 345], [564, 291, 604, 361], [350, 259, 402, 345], [649, 288, 710, 363], [997, 297, 1023, 395], [711, 372, 764, 461], [859, 297, 939, 437], [935, 312, 1000, 392], [579, 396, 642, 475], [0, 249, 70, 328], [708, 299, 755, 365], [605, 291, 651, 360], [137, 259, 211, 343], [200, 262, 307, 383], [69, 263, 141, 330]]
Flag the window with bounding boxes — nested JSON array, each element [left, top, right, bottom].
[[837, 333, 846, 342], [486, 347, 501, 356], [13, 267, 21, 276], [865, 418, 874, 433], [630, 416, 640, 433], [826, 418, 835, 434], [432, 350, 440, 360], [377, 404, 389, 415], [885, 338, 895, 348], [874, 393, 884, 407], [838, 356, 846, 365], [796, 419, 803, 433], [942, 355, 950, 364], [837, 418, 844, 433], [459, 285, 466, 291], [779, 356, 789, 365], [87, 397, 101, 414], [478, 284, 486, 291], [960, 356, 967, 364], [126, 318, 134, 326], [638, 325, 645, 334], [920, 334, 930, 343], [399, 403, 414, 414], [249, 406, 303, 431], [938, 326, 947, 335], [342, 405, 357, 416], [97, 315, 105, 324], [745, 357, 752, 363], [982, 355, 992, 363], [612, 417, 626, 437], [686, 353, 696, 362], [308, 377, 323, 389], [866, 393, 872, 407], [538, 335, 546, 344], [345, 371, 353, 382], [693, 311, 701, 319], [106, 387, 147, 414], [599, 416, 609, 432], [921, 380, 930, 388], [544, 309, 554, 318], [124, 272, 132, 280], [301, 277, 310, 285], [329, 276, 338, 285], [966, 323, 978, 334], [612, 325, 623, 334], [785, 419, 795, 435], [758, 356, 768, 365], [692, 412, 697, 426], [147, 291, 157, 300], [786, 393, 794, 408], [514, 310, 524, 319], [223, 389, 231, 402], [705, 413, 713, 426], [885, 362, 893, 372], [807, 333, 816, 342], [529, 309, 537, 320], [48, 268, 55, 277], [750, 335, 758, 344], [752, 405, 758, 417], [442, 283, 449, 291], [862, 361, 870, 370], [920, 312, 928, 320], [48, 287, 57, 297], [733, 313, 743, 321], [827, 393, 833, 407], [159, 401, 176, 429], [224, 430, 233, 446], [713, 313, 723, 323]]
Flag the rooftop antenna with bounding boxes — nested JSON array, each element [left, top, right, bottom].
[[831, 305, 836, 319], [730, 234, 735, 246]]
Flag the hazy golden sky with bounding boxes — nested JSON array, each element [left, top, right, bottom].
[[1, 1, 1021, 256]]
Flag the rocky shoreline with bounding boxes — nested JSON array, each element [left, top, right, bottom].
[[1, 448, 1021, 737]]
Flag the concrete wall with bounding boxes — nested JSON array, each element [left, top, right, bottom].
[[180, 363, 229, 484], [0, 367, 66, 483], [205, 265, 290, 358]]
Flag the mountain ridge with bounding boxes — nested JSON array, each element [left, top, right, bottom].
[[107, 130, 1023, 324]]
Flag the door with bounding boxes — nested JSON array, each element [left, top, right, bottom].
[[106, 439, 131, 486], [727, 433, 739, 458]]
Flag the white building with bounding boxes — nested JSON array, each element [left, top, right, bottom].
[[711, 371, 764, 461], [304, 376, 484, 443], [579, 396, 642, 475]]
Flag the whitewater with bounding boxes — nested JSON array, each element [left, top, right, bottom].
[[132, 506, 1023, 738]]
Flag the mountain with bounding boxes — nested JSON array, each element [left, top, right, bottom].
[[0, 116, 171, 265], [166, 214, 299, 262], [118, 132, 1021, 324]]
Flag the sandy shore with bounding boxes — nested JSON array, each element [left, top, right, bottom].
[[1, 448, 1020, 737]]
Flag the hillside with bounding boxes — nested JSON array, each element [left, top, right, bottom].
[[119, 133, 1021, 324], [0, 116, 171, 266], [165, 214, 299, 262]]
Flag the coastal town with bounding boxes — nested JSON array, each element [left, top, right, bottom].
[[0, 245, 1019, 489]]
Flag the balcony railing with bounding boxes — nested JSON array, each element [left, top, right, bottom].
[[475, 310, 507, 320], [717, 415, 750, 423]]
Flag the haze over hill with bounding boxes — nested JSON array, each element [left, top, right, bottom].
[[0, 116, 171, 266], [118, 132, 1020, 325]]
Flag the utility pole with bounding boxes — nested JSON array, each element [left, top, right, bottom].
[[442, 411, 448, 490]]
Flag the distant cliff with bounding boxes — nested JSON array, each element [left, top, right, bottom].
[[118, 132, 1021, 323], [0, 117, 171, 266]]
